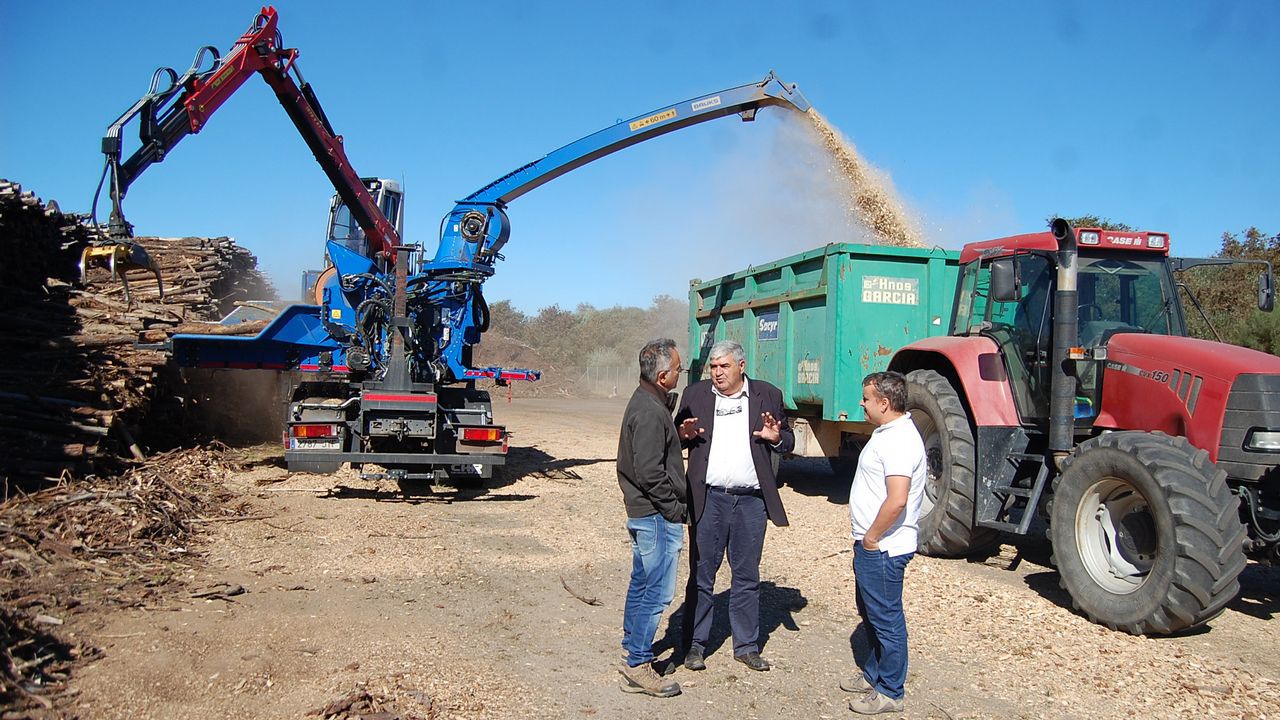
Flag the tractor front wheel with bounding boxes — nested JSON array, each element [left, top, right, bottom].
[[1049, 431, 1247, 635]]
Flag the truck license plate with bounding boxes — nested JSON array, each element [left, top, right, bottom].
[[291, 438, 341, 451]]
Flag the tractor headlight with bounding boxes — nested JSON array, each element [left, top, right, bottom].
[[1243, 428, 1280, 452]]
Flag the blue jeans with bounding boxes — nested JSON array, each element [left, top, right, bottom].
[[622, 513, 685, 667], [853, 542, 914, 700]]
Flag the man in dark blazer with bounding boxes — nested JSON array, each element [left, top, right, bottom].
[[675, 339, 793, 672]]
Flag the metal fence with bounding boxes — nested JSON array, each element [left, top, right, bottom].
[[575, 366, 699, 397], [576, 367, 631, 397]]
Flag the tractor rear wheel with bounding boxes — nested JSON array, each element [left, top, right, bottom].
[[905, 369, 999, 557], [1049, 431, 1247, 635]]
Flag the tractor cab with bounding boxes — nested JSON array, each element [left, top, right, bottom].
[[951, 229, 1186, 425]]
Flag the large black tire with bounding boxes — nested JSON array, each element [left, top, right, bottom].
[[905, 369, 999, 557], [1048, 431, 1247, 635], [828, 434, 861, 479]]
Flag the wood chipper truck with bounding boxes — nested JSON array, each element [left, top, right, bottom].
[[92, 7, 811, 483], [691, 220, 1279, 634]]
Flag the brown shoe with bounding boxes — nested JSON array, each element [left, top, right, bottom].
[[619, 662, 681, 697], [848, 689, 904, 714], [840, 674, 872, 693]]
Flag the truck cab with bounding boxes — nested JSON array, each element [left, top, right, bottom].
[[300, 178, 404, 302], [326, 177, 403, 258]]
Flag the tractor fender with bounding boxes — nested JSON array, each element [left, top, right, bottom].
[[888, 335, 1020, 427]]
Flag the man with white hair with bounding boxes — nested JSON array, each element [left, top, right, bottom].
[[676, 339, 793, 673]]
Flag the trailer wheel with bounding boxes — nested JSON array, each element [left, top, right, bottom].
[[905, 369, 999, 557], [1049, 431, 1247, 635]]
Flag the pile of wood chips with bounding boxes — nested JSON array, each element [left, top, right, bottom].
[[307, 688, 429, 720], [0, 446, 243, 716], [0, 179, 274, 487]]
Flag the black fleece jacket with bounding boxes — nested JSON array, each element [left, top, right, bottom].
[[617, 379, 688, 523]]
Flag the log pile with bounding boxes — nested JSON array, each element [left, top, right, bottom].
[[0, 179, 275, 488]]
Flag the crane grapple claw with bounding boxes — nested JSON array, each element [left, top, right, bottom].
[[79, 240, 165, 306]]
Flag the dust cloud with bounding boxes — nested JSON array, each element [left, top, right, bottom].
[[640, 106, 925, 290], [179, 369, 286, 445]]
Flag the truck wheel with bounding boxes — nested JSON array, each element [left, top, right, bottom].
[[829, 454, 857, 479], [828, 434, 860, 479], [905, 370, 999, 557], [1049, 431, 1247, 635]]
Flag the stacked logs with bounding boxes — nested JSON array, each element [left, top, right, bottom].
[[75, 234, 275, 331], [0, 180, 275, 488]]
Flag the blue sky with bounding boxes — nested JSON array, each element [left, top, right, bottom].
[[3, 1, 1276, 312]]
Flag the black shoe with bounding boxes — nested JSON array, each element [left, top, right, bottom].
[[684, 645, 706, 671], [734, 651, 770, 672]]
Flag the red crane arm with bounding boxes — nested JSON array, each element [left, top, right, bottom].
[[101, 6, 398, 262]]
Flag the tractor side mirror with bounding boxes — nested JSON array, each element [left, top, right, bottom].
[[990, 259, 1020, 303], [1260, 272, 1275, 312]]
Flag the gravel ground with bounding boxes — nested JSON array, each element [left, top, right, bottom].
[[63, 396, 1280, 719]]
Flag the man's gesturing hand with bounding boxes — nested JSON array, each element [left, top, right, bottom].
[[753, 411, 781, 444], [678, 417, 704, 441]]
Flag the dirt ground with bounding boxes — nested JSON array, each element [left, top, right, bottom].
[[61, 396, 1280, 719]]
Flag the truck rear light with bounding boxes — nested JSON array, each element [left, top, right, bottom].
[[1243, 428, 1280, 452], [1079, 230, 1100, 245], [1147, 234, 1167, 249], [291, 423, 341, 438], [460, 427, 503, 443]]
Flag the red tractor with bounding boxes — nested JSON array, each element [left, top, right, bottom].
[[891, 219, 1279, 634]]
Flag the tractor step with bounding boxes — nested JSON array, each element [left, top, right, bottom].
[[977, 452, 1051, 535], [976, 518, 1023, 533]]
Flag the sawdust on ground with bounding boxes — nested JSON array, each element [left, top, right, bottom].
[[42, 398, 1280, 719]]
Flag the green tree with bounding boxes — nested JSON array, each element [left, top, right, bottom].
[[474, 295, 692, 387], [1237, 310, 1280, 355], [487, 299, 529, 342], [1180, 227, 1279, 354], [1049, 215, 1134, 231], [527, 304, 581, 369]]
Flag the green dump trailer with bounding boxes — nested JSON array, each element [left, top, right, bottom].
[[688, 242, 959, 463]]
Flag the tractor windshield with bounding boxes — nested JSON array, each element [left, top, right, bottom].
[[1077, 254, 1186, 343]]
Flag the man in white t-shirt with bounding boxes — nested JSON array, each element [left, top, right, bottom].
[[843, 371, 926, 715]]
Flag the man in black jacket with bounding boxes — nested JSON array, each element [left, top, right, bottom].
[[676, 339, 793, 673], [616, 338, 688, 698]]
